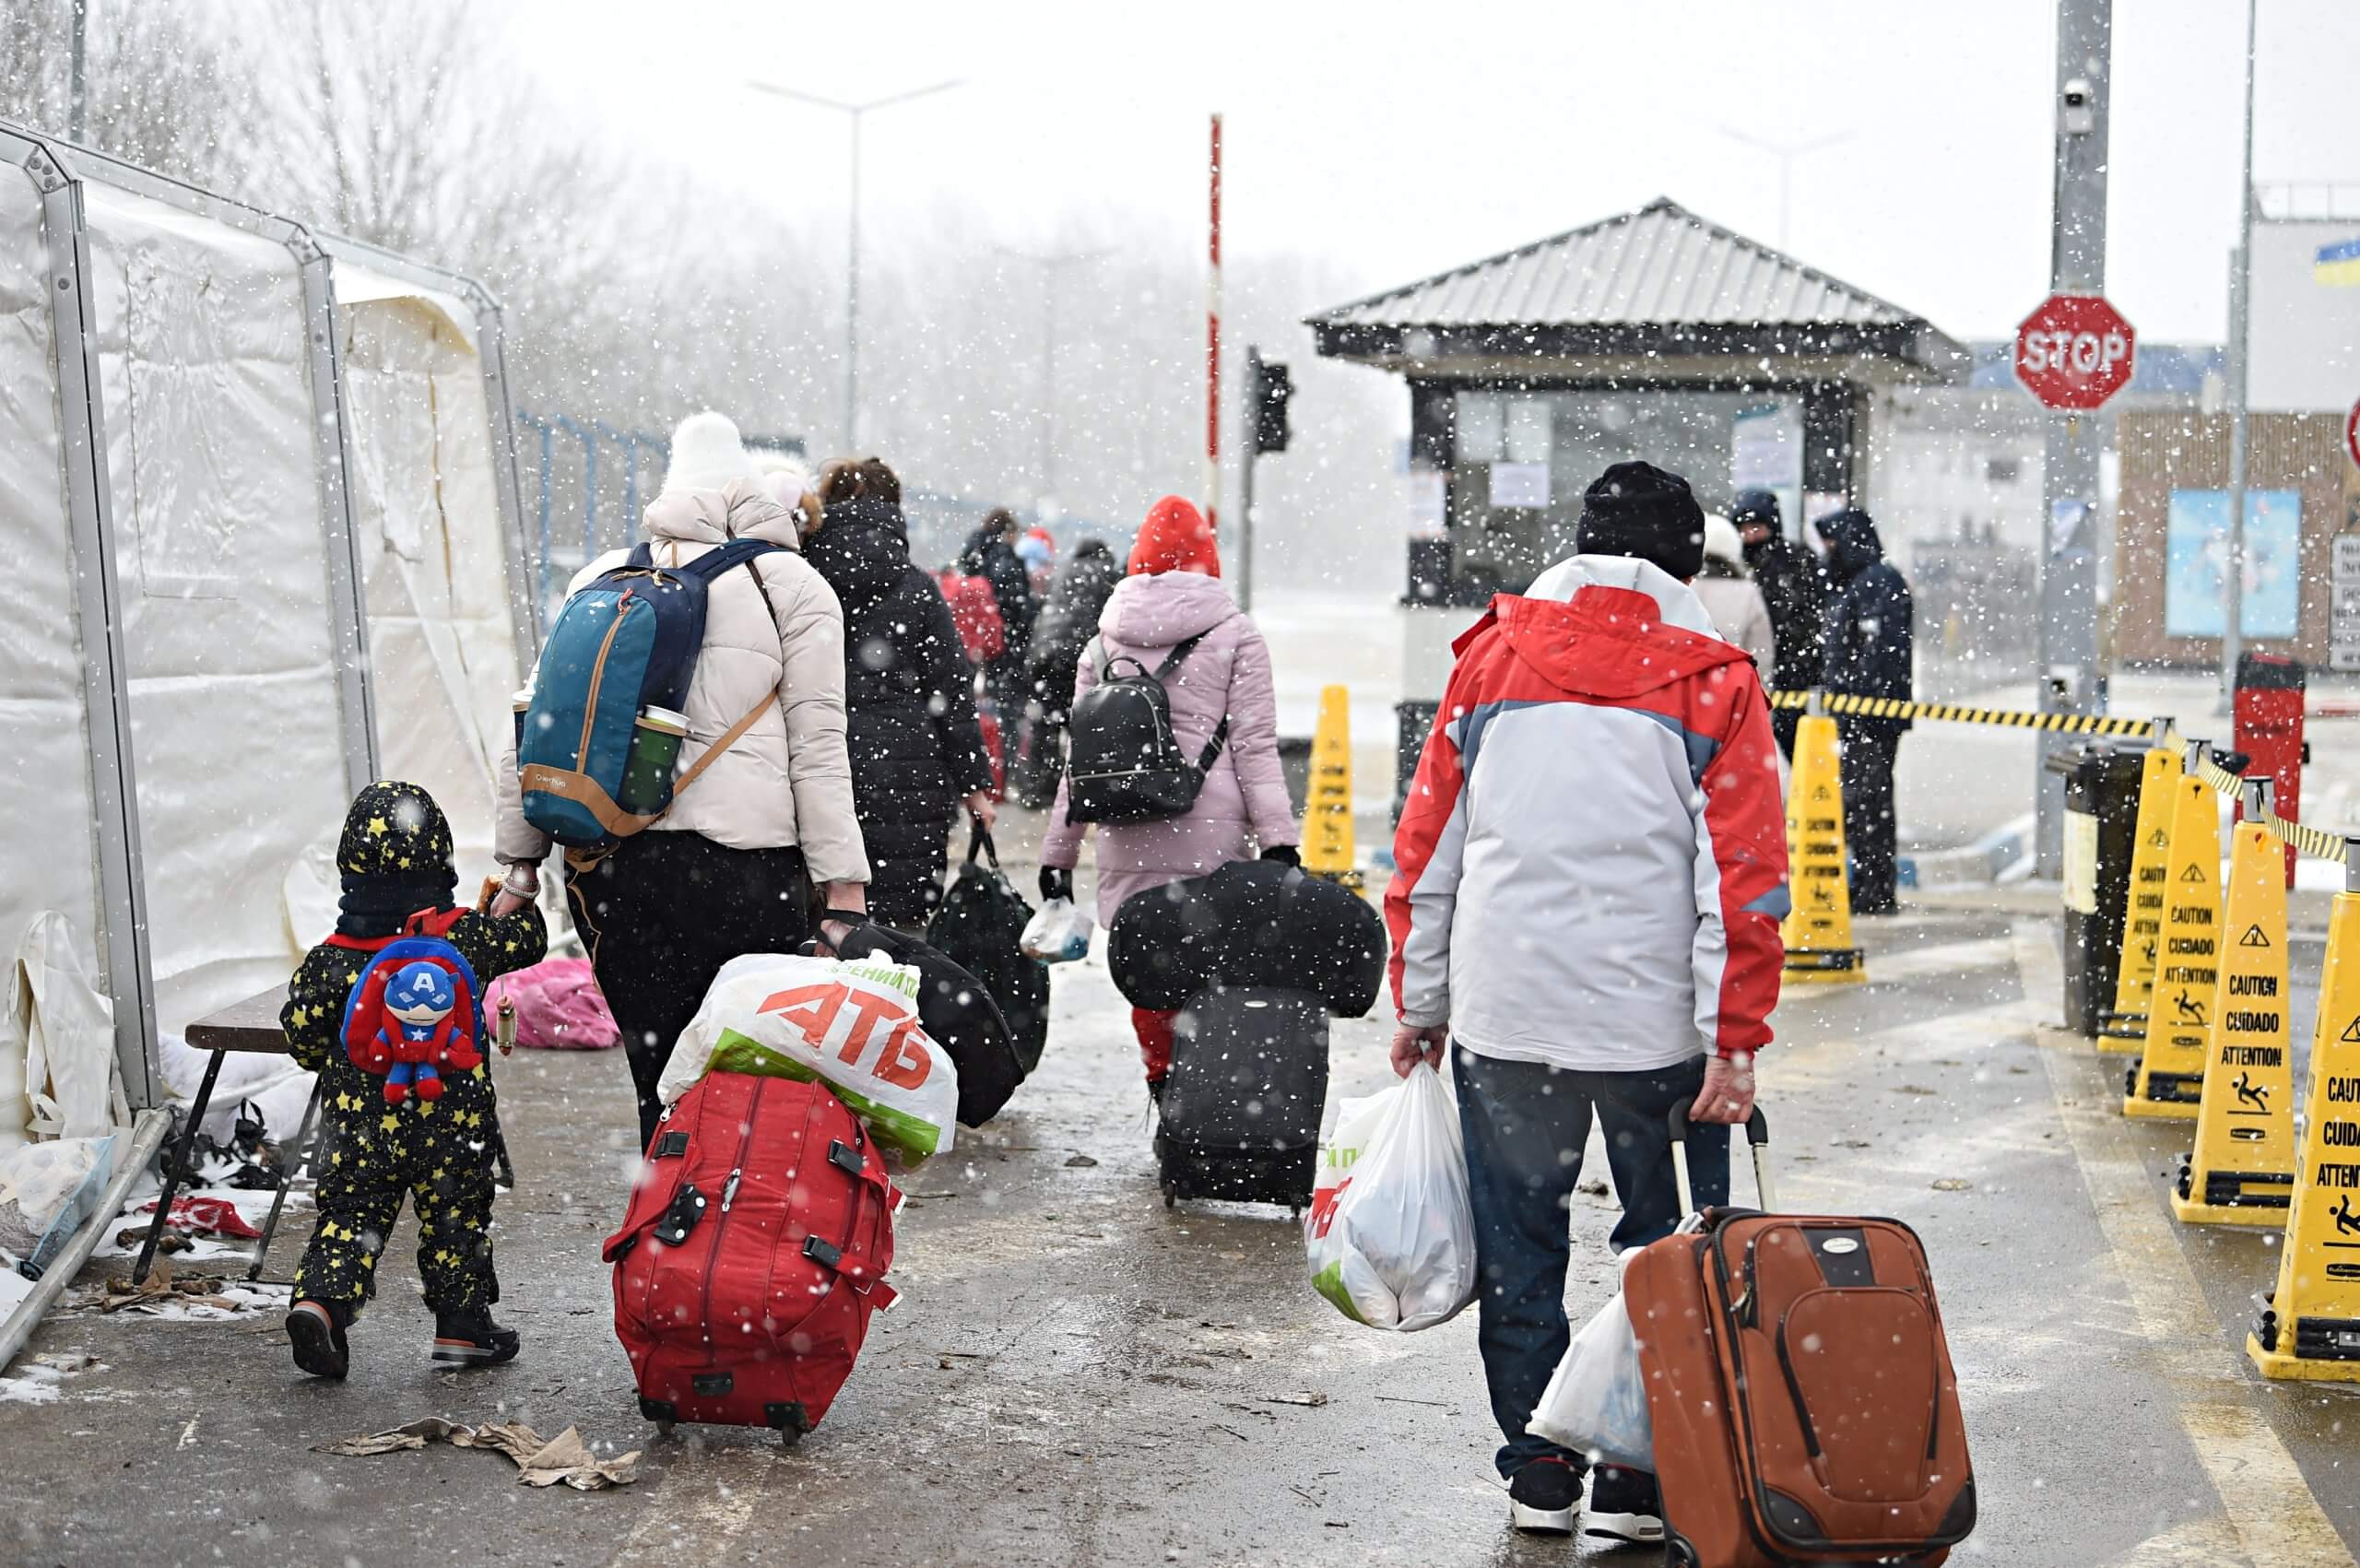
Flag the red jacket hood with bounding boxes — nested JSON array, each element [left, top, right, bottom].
[[1454, 585, 1752, 701]]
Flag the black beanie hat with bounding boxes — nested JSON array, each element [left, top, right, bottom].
[[1575, 461, 1706, 580], [1729, 487, 1782, 531]]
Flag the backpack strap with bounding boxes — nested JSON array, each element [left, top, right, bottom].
[[1197, 716, 1230, 774], [1148, 632, 1226, 772], [1150, 631, 1210, 680], [674, 536, 785, 584]]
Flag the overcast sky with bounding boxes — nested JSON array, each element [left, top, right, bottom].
[[509, 0, 2357, 346]]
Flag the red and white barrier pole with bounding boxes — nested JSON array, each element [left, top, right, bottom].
[[1205, 112, 1221, 534]]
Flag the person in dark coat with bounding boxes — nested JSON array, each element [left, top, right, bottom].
[[1014, 536, 1122, 808], [961, 508, 1036, 774], [1815, 507, 1913, 915], [809, 459, 997, 929], [1730, 488, 1829, 760]]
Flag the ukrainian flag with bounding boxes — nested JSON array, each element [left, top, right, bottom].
[[2316, 236, 2360, 287]]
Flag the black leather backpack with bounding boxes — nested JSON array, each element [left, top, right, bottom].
[[1063, 634, 1227, 823]]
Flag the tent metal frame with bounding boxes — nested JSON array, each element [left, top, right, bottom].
[[0, 119, 531, 1110]]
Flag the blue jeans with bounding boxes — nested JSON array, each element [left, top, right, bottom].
[[1454, 1044, 1730, 1480]]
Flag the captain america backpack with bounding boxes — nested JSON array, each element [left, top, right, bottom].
[[339, 936, 485, 1105]]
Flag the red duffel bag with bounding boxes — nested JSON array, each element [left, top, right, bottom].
[[604, 1070, 902, 1445]]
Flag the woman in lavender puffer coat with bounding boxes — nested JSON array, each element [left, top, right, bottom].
[[1038, 496, 1300, 1094]]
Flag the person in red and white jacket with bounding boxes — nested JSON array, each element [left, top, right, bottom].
[[1384, 461, 1788, 1545]]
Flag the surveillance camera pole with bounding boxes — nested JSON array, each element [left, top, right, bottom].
[[2034, 0, 2112, 876], [2220, 0, 2259, 710]]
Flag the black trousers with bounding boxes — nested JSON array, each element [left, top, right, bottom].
[[1837, 723, 1904, 914], [568, 831, 810, 1151]]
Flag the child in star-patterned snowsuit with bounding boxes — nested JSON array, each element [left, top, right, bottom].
[[281, 782, 547, 1380]]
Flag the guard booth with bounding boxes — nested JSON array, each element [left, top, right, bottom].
[[1306, 197, 1966, 802]]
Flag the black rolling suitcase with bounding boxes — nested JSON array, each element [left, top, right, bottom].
[[1157, 984, 1328, 1214]]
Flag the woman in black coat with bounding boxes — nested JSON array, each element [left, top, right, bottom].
[[1015, 537, 1122, 807], [806, 458, 996, 928]]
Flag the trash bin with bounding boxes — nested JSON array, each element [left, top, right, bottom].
[[2045, 743, 2148, 1036]]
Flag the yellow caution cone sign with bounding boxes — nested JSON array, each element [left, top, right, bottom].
[[1302, 684, 1363, 892], [2250, 834, 2360, 1379], [2171, 779, 2297, 1228], [1781, 710, 1864, 985], [2123, 747, 2223, 1120], [2100, 737, 2182, 1052]]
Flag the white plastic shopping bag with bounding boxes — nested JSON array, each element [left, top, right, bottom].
[[0, 1132, 119, 1275], [658, 951, 960, 1165], [4, 912, 126, 1143], [1304, 1062, 1476, 1331], [1528, 1250, 1654, 1470], [1019, 898, 1093, 963]]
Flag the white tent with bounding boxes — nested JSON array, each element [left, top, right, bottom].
[[0, 123, 532, 1135]]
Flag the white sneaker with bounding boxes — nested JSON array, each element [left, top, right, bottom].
[[1584, 1464, 1667, 1550], [1507, 1458, 1581, 1535]]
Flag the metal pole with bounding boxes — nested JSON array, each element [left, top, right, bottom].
[[993, 245, 1111, 514], [2221, 0, 2259, 706], [1715, 128, 1854, 253], [2033, 0, 2113, 876], [1240, 345, 1259, 612], [847, 108, 861, 453], [1205, 112, 1221, 535], [1042, 265, 1056, 505], [744, 80, 960, 457], [67, 2, 88, 143]]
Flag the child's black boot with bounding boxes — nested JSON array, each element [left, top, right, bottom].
[[432, 1308, 521, 1369], [287, 1298, 353, 1380]]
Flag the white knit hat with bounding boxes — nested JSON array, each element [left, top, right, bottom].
[[659, 411, 760, 496], [1702, 512, 1745, 567]]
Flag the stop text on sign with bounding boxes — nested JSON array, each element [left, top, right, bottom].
[[2019, 327, 2130, 378]]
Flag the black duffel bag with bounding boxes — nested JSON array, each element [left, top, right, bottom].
[[809, 913, 1024, 1128], [926, 825, 1052, 1076], [1108, 859, 1386, 1017]]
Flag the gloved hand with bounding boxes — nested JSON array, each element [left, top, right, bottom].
[[1039, 866, 1074, 903], [1260, 844, 1301, 867]]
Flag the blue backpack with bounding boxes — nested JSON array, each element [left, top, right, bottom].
[[519, 538, 784, 851]]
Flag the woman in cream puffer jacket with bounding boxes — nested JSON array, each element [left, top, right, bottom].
[[492, 412, 869, 1149]]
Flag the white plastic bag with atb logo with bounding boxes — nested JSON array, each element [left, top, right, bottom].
[[1528, 1249, 1654, 1470], [1303, 1062, 1476, 1331], [657, 951, 959, 1165]]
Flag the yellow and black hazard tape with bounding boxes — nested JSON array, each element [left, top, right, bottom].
[[1765, 690, 2157, 737], [2185, 745, 2352, 867]]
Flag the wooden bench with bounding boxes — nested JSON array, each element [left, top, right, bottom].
[[134, 984, 316, 1284]]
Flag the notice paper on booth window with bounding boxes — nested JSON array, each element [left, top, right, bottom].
[[1489, 463, 1550, 509]]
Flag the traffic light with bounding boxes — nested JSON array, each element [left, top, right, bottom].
[[1252, 357, 1292, 454]]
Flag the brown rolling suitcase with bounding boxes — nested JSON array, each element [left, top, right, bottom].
[[1626, 1108, 1975, 1567]]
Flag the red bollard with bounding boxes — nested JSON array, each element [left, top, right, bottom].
[[2232, 653, 2305, 888]]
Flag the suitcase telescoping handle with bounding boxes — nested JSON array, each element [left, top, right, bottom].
[[1666, 1103, 1775, 1218]]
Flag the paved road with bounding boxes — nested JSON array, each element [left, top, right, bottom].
[[4, 827, 2357, 1565]]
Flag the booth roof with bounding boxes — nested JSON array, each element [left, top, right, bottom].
[[1308, 196, 1966, 381]]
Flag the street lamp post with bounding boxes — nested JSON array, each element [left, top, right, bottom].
[[748, 77, 962, 453], [1716, 126, 1857, 250], [995, 244, 1112, 513]]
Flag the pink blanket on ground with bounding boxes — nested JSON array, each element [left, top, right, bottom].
[[486, 958, 620, 1050]]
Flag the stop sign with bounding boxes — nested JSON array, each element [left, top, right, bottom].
[[2015, 293, 2137, 410]]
